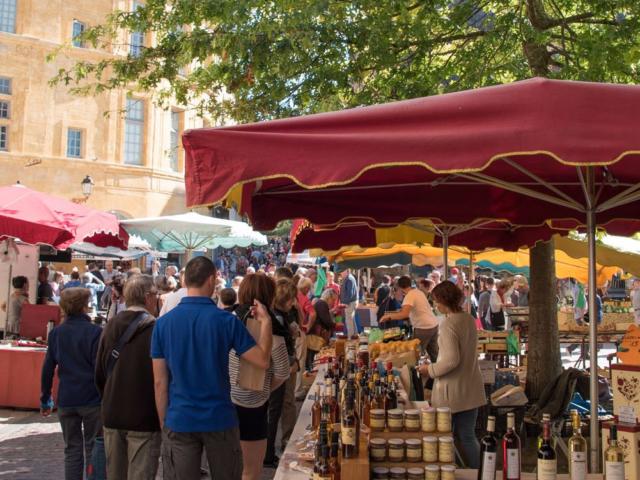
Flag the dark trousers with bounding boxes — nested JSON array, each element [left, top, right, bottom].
[[58, 405, 102, 480], [161, 426, 243, 480], [265, 382, 287, 463]]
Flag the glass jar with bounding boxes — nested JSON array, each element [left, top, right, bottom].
[[420, 407, 436, 432], [404, 409, 420, 432], [371, 409, 386, 431], [422, 436, 438, 463], [373, 467, 390, 480], [425, 465, 440, 480], [438, 436, 455, 463], [407, 467, 424, 480], [387, 409, 404, 432], [390, 467, 407, 480], [370, 438, 387, 462], [436, 407, 451, 433], [388, 438, 405, 462], [440, 465, 456, 480], [405, 439, 422, 463]]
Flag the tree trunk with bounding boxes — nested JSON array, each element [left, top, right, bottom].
[[525, 239, 562, 402]]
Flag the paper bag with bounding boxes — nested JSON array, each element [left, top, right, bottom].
[[238, 316, 267, 391]]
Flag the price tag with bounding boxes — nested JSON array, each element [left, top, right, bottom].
[[619, 405, 637, 424]]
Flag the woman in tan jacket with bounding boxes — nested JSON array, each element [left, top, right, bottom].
[[419, 281, 486, 468]]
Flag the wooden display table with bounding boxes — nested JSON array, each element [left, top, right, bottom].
[[0, 344, 57, 409]]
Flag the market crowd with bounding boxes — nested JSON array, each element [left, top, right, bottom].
[[34, 254, 363, 480]]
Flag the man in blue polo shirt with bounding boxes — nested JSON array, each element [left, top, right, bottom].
[[151, 256, 272, 480]]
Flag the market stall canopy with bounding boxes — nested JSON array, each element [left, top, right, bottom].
[[184, 78, 640, 236], [0, 184, 128, 249], [292, 218, 572, 254], [70, 242, 149, 261], [120, 212, 266, 253]]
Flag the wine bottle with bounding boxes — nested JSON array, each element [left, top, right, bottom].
[[330, 434, 341, 480], [341, 387, 358, 458], [567, 410, 587, 480], [312, 385, 322, 430], [503, 413, 521, 480], [604, 424, 625, 480], [317, 445, 332, 480], [478, 416, 497, 480], [537, 413, 552, 449], [537, 417, 557, 479]]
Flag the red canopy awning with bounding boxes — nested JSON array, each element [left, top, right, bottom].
[[0, 185, 128, 249], [184, 78, 640, 234]]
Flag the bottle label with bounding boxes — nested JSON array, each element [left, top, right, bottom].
[[341, 427, 356, 446], [506, 449, 520, 479], [605, 461, 625, 479], [537, 458, 557, 479], [480, 452, 497, 480], [570, 452, 587, 480]]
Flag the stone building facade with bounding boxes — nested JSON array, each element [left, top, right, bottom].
[[0, 0, 202, 218]]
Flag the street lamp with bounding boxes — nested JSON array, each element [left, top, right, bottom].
[[81, 175, 94, 199]]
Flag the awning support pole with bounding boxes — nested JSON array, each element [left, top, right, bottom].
[[442, 230, 449, 280], [582, 167, 600, 473]]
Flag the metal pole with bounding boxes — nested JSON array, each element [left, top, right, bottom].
[[442, 231, 449, 281], [467, 252, 474, 314], [586, 174, 600, 473]]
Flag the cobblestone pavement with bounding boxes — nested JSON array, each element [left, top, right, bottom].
[[0, 409, 279, 480]]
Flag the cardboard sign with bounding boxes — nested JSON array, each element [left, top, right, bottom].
[[479, 360, 497, 385], [618, 324, 640, 366]]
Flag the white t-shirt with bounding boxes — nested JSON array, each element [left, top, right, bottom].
[[402, 288, 438, 329], [159, 288, 188, 316]]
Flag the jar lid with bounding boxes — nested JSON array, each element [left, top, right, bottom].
[[370, 438, 387, 446], [371, 409, 386, 415], [390, 468, 407, 474], [373, 467, 390, 475], [407, 468, 423, 475], [441, 465, 456, 472], [436, 407, 451, 413], [422, 436, 438, 442], [439, 436, 454, 443], [405, 439, 421, 446], [388, 408, 404, 416], [425, 465, 440, 471], [405, 409, 420, 416], [421, 407, 436, 412], [388, 438, 404, 446]]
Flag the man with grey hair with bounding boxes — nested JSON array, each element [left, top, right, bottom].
[[95, 274, 161, 480]]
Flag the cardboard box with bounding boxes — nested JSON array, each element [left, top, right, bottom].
[[490, 385, 528, 406], [602, 421, 640, 480], [612, 364, 640, 424]]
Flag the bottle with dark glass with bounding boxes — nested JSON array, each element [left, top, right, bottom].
[[537, 413, 552, 449], [312, 385, 322, 431], [537, 417, 557, 479], [361, 385, 371, 427], [385, 378, 398, 412], [324, 379, 339, 424], [503, 412, 521, 480], [478, 416, 497, 480], [330, 432, 341, 480], [317, 445, 332, 480], [341, 386, 358, 458]]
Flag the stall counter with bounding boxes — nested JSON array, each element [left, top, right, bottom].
[[0, 344, 57, 409]]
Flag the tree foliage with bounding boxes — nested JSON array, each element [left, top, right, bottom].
[[52, 0, 640, 123]]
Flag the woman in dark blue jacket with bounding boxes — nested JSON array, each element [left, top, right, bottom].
[[41, 287, 102, 480]]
